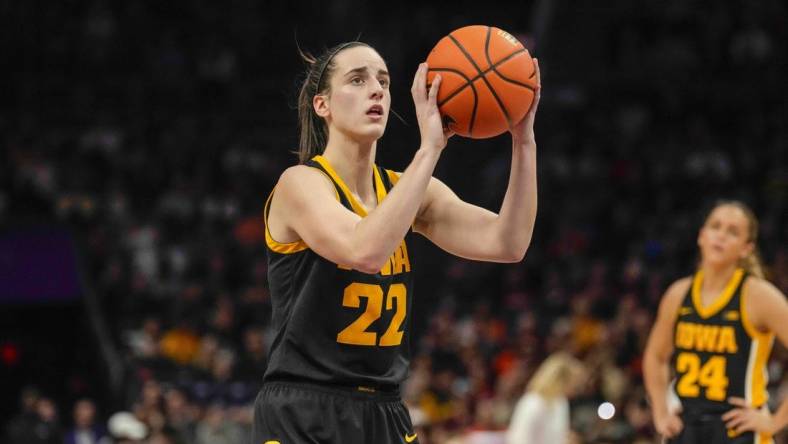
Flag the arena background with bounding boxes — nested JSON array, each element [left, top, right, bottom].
[[2, 0, 786, 443]]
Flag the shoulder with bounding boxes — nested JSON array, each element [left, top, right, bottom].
[[662, 276, 693, 306], [743, 276, 785, 306], [276, 165, 337, 199], [652, 276, 692, 323], [279, 164, 331, 186]]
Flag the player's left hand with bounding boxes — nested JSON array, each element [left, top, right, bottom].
[[509, 57, 541, 145], [722, 397, 777, 435]]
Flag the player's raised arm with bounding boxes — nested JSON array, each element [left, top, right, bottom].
[[413, 59, 540, 263], [270, 62, 449, 274]]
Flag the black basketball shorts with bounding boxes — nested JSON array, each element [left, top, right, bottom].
[[252, 381, 419, 444]]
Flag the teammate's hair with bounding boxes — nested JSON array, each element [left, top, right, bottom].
[[526, 352, 585, 400], [296, 41, 371, 164], [704, 200, 765, 279]]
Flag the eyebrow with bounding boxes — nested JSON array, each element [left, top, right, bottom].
[[344, 66, 389, 77]]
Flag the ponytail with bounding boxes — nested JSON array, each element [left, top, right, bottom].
[[740, 250, 765, 279], [295, 41, 370, 164]]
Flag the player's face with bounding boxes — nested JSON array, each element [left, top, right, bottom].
[[324, 46, 391, 142], [697, 205, 754, 268]]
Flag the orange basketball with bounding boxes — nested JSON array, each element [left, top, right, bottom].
[[426, 25, 537, 139]]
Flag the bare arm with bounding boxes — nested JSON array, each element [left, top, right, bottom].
[[643, 277, 691, 438], [273, 147, 439, 272], [723, 278, 788, 435], [413, 60, 541, 263], [269, 63, 452, 273]]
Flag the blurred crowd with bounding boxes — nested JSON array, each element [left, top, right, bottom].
[[2, 0, 787, 443]]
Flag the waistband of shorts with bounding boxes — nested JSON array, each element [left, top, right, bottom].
[[680, 403, 768, 423], [262, 378, 402, 401]]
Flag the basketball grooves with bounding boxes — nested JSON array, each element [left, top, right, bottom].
[[430, 67, 479, 135], [485, 29, 537, 92], [435, 48, 526, 106], [448, 27, 511, 132]]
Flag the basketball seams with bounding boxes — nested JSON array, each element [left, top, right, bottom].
[[449, 27, 512, 129], [482, 26, 513, 126], [427, 25, 536, 138], [491, 65, 537, 91], [431, 48, 526, 106], [429, 67, 479, 134], [430, 68, 477, 107]]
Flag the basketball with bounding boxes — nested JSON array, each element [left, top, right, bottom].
[[426, 25, 537, 139]]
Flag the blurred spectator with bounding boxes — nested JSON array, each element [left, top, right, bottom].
[[195, 402, 244, 444], [64, 398, 109, 444], [107, 411, 147, 443], [506, 352, 586, 444], [3, 386, 42, 443]]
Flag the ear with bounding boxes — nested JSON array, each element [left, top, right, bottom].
[[313, 94, 330, 118]]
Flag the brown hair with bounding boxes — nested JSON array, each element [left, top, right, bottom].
[[296, 41, 371, 164], [704, 200, 765, 279]]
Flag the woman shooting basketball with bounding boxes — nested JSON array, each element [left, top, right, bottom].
[[253, 40, 540, 444]]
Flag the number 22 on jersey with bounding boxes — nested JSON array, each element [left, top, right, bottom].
[[337, 283, 406, 347]]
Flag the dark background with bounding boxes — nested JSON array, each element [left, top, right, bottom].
[[2, 1, 786, 443]]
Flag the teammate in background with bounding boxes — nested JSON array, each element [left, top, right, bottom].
[[252, 41, 540, 443], [644, 201, 788, 443]]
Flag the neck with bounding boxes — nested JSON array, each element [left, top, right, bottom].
[[699, 261, 739, 290], [322, 130, 377, 199]]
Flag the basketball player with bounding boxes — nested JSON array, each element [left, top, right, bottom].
[[252, 41, 540, 444], [644, 201, 788, 443]]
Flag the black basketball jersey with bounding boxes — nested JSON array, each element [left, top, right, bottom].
[[672, 269, 775, 416], [262, 155, 414, 390]]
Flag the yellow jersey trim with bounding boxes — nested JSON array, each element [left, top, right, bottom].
[[740, 280, 775, 408], [263, 188, 308, 254], [312, 155, 385, 217], [262, 162, 345, 255], [386, 169, 401, 186], [312, 165, 341, 202], [373, 166, 387, 203], [691, 268, 744, 319]]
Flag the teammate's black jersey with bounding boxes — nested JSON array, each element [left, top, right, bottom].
[[262, 155, 414, 389], [672, 269, 775, 415]]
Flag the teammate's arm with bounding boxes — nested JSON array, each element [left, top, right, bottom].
[[270, 63, 451, 274], [723, 279, 788, 436], [412, 60, 541, 263], [643, 278, 691, 439]]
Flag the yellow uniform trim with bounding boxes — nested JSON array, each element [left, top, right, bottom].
[[312, 155, 387, 217], [741, 280, 775, 409], [373, 166, 387, 204], [386, 169, 401, 186], [691, 268, 744, 319], [263, 163, 343, 255], [263, 188, 308, 254]]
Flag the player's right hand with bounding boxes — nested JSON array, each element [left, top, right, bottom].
[[411, 63, 453, 151], [654, 410, 684, 438]]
